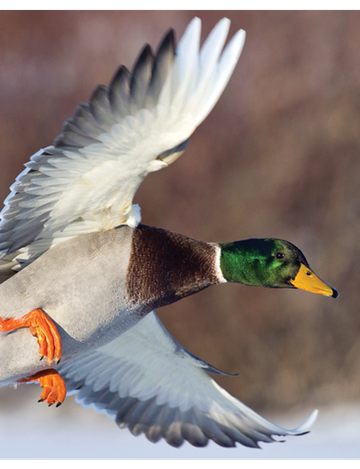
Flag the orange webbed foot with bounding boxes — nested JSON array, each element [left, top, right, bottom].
[[20, 369, 67, 407], [0, 309, 62, 365]]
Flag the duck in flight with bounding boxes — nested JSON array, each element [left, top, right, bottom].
[[0, 18, 338, 448]]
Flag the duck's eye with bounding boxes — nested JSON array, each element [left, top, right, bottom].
[[275, 252, 285, 260]]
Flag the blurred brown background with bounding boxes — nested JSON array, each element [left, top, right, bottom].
[[0, 10, 359, 418]]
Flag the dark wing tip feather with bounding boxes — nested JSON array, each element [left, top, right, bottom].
[[109, 65, 131, 118], [146, 29, 176, 109], [129, 44, 155, 115], [89, 84, 117, 129], [54, 27, 177, 152]]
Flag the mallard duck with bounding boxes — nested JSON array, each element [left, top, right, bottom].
[[0, 18, 337, 449]]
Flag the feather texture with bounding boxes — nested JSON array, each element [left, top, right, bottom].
[[59, 312, 318, 448], [0, 18, 245, 269], [0, 19, 319, 449]]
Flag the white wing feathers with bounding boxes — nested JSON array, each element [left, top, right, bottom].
[[0, 18, 245, 267], [58, 312, 318, 448]]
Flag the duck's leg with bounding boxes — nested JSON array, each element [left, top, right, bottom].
[[0, 308, 62, 365], [20, 370, 67, 407]]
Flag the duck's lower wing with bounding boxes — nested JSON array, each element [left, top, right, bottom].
[[58, 311, 317, 448]]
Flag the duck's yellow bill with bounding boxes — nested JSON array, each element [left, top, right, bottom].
[[290, 263, 338, 298]]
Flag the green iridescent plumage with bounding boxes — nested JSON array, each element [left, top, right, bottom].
[[220, 238, 315, 289]]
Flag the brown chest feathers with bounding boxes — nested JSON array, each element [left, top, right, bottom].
[[126, 224, 221, 310]]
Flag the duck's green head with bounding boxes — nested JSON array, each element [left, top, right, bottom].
[[219, 238, 338, 298]]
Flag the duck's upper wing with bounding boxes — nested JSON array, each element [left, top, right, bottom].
[[58, 311, 318, 449], [0, 18, 245, 267]]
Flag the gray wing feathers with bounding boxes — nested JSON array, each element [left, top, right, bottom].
[[0, 26, 176, 261], [146, 30, 175, 109], [0, 18, 246, 268], [54, 97, 108, 148], [56, 30, 175, 150], [109, 66, 131, 118], [58, 311, 317, 448], [129, 45, 155, 115]]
